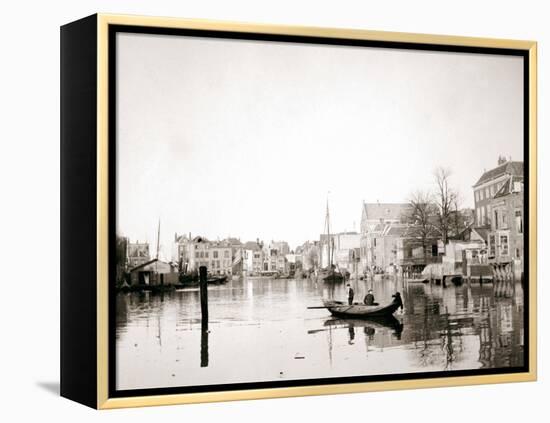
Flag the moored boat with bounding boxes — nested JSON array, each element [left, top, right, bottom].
[[318, 197, 345, 283], [178, 273, 229, 286], [318, 268, 345, 282], [322, 293, 403, 318], [207, 275, 228, 285]]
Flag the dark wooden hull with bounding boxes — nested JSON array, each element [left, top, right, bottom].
[[207, 276, 228, 285], [178, 274, 229, 287], [319, 269, 345, 282], [323, 299, 402, 318]]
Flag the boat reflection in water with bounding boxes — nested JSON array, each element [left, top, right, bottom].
[[116, 276, 524, 391], [323, 316, 404, 340]]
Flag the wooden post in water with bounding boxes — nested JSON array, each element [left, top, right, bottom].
[[199, 266, 209, 367], [199, 266, 209, 322]]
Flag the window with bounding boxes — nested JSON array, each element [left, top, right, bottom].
[[489, 235, 496, 257], [485, 187, 490, 199], [224, 250, 230, 258], [490, 185, 495, 196], [205, 251, 209, 258], [500, 235, 509, 256], [515, 210, 523, 233], [213, 251, 218, 258], [477, 208, 481, 225], [515, 248, 521, 259], [494, 210, 499, 229], [199, 251, 204, 258], [431, 244, 438, 256], [373, 238, 377, 247], [501, 209, 508, 229], [195, 252, 199, 258], [481, 206, 486, 225]]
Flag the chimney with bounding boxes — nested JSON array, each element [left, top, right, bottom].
[[497, 155, 507, 165]]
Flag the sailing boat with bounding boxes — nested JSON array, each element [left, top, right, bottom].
[[318, 199, 345, 283]]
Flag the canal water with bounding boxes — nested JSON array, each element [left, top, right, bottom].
[[115, 277, 524, 390]]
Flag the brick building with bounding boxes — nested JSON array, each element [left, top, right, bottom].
[[487, 175, 524, 279], [472, 157, 523, 227]]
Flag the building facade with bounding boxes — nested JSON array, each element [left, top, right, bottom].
[[128, 259, 179, 286], [187, 237, 233, 275], [472, 157, 523, 227], [172, 233, 191, 270], [487, 175, 524, 278], [127, 241, 150, 268], [242, 241, 265, 275]]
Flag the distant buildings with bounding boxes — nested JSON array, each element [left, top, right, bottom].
[[359, 202, 410, 273], [242, 240, 264, 275], [297, 241, 320, 272], [361, 222, 441, 275], [185, 237, 233, 275], [319, 232, 361, 273], [263, 241, 290, 273], [472, 156, 523, 227], [127, 157, 524, 283]]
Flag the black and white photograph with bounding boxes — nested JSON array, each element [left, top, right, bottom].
[[112, 29, 528, 393]]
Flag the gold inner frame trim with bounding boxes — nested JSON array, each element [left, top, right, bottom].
[[96, 13, 537, 409]]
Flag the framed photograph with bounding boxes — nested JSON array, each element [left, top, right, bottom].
[[60, 14, 537, 409]]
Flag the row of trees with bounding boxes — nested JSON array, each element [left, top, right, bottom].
[[407, 167, 471, 258]]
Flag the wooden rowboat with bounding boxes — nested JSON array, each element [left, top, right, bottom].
[[322, 293, 403, 318]]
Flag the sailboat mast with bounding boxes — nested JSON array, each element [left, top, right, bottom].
[[156, 219, 161, 260], [155, 219, 160, 278], [325, 199, 331, 268]]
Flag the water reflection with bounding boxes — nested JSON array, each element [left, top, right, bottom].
[[116, 276, 524, 390]]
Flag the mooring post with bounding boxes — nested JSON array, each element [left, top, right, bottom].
[[199, 266, 209, 367], [199, 266, 209, 323]]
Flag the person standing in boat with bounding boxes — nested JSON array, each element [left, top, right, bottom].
[[363, 289, 375, 305], [346, 284, 354, 305]]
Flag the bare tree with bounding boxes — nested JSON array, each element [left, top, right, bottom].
[[449, 190, 471, 238], [433, 167, 458, 245], [406, 190, 438, 259]]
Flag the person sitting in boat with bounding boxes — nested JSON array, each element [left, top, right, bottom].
[[363, 289, 375, 305], [346, 284, 354, 305]]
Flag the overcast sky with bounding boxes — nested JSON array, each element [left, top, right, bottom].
[[116, 32, 523, 255]]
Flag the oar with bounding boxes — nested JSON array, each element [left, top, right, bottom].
[[307, 306, 327, 309]]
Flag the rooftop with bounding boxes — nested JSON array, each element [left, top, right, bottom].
[[493, 175, 524, 199], [473, 160, 523, 187], [362, 202, 410, 222], [243, 241, 262, 251]]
